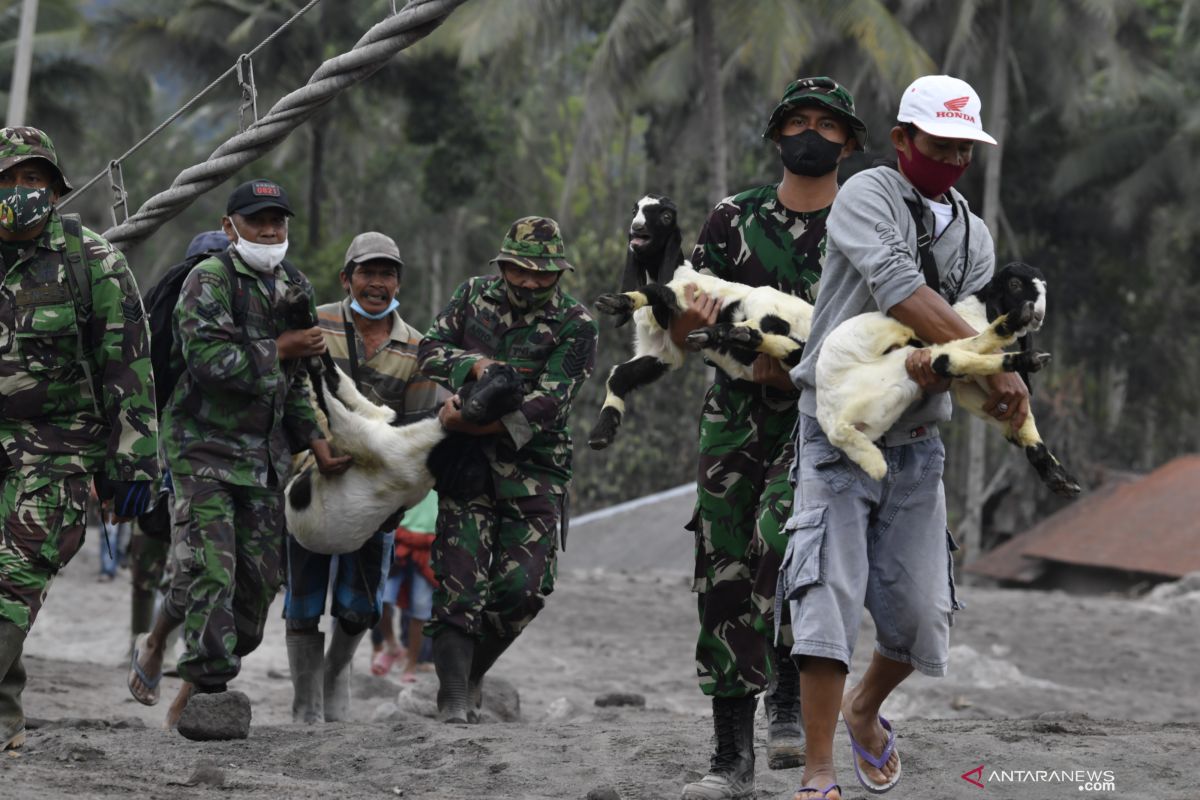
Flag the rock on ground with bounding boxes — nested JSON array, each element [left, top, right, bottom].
[[176, 690, 252, 741]]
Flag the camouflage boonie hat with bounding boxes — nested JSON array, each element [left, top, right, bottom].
[[0, 126, 73, 193], [762, 76, 868, 151], [490, 215, 575, 272]]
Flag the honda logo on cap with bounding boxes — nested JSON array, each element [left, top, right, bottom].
[[252, 182, 281, 197], [944, 96, 970, 111]]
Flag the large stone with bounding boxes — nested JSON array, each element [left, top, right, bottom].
[[176, 690, 252, 741], [587, 788, 621, 800]]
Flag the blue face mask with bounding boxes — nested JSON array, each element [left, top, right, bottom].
[[350, 297, 399, 320]]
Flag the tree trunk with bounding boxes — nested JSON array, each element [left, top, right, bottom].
[[692, 0, 727, 202], [962, 0, 1009, 566], [308, 117, 327, 250]]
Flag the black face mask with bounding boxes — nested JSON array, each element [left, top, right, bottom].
[[778, 129, 844, 177]]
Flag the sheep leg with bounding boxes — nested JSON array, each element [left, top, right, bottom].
[[930, 348, 1051, 380], [688, 321, 805, 367], [827, 420, 887, 481], [589, 356, 670, 451], [322, 363, 397, 424], [953, 383, 1082, 498]]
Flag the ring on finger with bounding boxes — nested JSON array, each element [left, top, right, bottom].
[[997, 402, 1009, 413]]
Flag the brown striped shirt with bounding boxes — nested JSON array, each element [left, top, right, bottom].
[[316, 298, 447, 424]]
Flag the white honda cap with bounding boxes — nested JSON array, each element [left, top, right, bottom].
[[897, 75, 997, 145]]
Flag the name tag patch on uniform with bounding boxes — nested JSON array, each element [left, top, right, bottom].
[[465, 317, 500, 351], [14, 284, 71, 307], [509, 343, 553, 361]]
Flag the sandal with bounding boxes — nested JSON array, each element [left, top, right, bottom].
[[127, 633, 162, 706], [846, 715, 902, 794], [794, 784, 841, 799]]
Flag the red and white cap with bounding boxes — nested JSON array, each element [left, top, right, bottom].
[[897, 75, 997, 145]]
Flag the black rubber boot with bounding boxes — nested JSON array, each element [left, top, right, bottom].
[[467, 629, 517, 723], [0, 621, 28, 750], [286, 631, 325, 724], [681, 695, 758, 799], [764, 646, 805, 769], [323, 623, 365, 722], [433, 629, 475, 724]]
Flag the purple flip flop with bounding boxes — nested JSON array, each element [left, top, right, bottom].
[[845, 714, 901, 794], [793, 783, 842, 799]]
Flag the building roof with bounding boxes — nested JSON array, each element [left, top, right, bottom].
[[967, 456, 1200, 582]]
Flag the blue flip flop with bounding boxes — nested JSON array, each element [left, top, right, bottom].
[[794, 783, 841, 799], [846, 714, 901, 793], [127, 633, 161, 706]]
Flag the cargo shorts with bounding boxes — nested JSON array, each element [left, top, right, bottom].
[[782, 414, 961, 677]]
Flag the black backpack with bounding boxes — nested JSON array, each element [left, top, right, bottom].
[[143, 247, 303, 413]]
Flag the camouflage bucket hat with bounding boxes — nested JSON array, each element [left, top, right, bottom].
[[0, 126, 73, 194], [762, 76, 868, 151], [490, 215, 575, 272]]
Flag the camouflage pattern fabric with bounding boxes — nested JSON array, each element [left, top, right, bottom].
[[418, 274, 597, 499], [0, 470, 89, 632], [162, 250, 321, 488], [687, 185, 828, 698], [0, 211, 159, 632], [0, 126, 73, 191], [161, 474, 284, 689], [426, 492, 559, 639], [489, 216, 575, 273]]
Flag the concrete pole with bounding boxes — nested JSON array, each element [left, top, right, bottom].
[[6, 0, 40, 127]]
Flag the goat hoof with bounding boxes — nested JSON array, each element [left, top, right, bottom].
[[726, 326, 761, 346], [595, 293, 633, 316], [1048, 469, 1082, 497], [1029, 351, 1052, 371], [588, 434, 613, 451], [686, 328, 715, 347]]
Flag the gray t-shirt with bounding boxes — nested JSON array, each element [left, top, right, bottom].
[[792, 165, 996, 431]]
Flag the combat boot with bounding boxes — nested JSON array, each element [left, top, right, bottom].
[[433, 629, 474, 724], [681, 695, 758, 800], [323, 623, 365, 722], [764, 646, 805, 769], [0, 621, 28, 750], [286, 631, 325, 724], [467, 629, 516, 723]]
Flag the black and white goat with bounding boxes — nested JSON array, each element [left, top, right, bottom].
[[285, 355, 525, 554], [815, 262, 1080, 497], [588, 194, 813, 450]]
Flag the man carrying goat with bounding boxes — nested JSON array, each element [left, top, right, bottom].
[[784, 76, 1025, 800], [673, 78, 866, 800], [418, 216, 597, 724], [283, 231, 446, 724]]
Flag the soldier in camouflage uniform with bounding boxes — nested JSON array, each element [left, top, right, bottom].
[[127, 180, 350, 729], [671, 80, 867, 800], [0, 127, 159, 750], [418, 216, 597, 724]]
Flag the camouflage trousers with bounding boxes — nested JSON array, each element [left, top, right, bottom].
[[0, 468, 90, 633], [689, 381, 797, 698], [427, 492, 560, 641], [161, 475, 284, 690]]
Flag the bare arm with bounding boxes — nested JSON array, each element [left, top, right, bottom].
[[890, 285, 1029, 428]]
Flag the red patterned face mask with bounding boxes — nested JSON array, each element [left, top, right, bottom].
[[896, 139, 968, 199]]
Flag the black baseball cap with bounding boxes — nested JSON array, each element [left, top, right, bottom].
[[226, 179, 294, 217]]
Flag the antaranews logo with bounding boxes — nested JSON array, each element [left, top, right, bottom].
[[960, 764, 1117, 792]]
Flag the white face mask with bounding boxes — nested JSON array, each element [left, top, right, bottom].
[[231, 220, 288, 273]]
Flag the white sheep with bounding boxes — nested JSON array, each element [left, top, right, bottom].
[[285, 357, 524, 553], [814, 262, 1080, 497]]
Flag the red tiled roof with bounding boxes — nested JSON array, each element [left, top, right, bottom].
[[967, 457, 1200, 581]]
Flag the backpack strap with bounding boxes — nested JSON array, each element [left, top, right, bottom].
[[59, 213, 103, 417], [342, 308, 363, 387], [901, 197, 941, 297], [214, 248, 250, 338]]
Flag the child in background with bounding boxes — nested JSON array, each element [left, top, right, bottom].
[[371, 491, 438, 681]]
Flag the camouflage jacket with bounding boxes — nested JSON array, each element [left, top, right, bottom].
[[691, 184, 829, 408], [0, 211, 159, 482], [162, 251, 321, 488], [418, 275, 598, 498]]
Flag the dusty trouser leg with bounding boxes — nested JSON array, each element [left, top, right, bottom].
[[0, 471, 90, 749], [428, 494, 495, 723], [283, 531, 333, 724], [323, 527, 392, 722], [0, 622, 28, 750], [753, 427, 803, 769], [285, 626, 325, 724]]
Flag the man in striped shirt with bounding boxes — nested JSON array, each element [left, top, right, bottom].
[[283, 231, 446, 724]]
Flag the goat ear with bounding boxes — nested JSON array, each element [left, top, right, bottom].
[[1018, 333, 1034, 397], [619, 245, 641, 293], [659, 228, 683, 284]]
